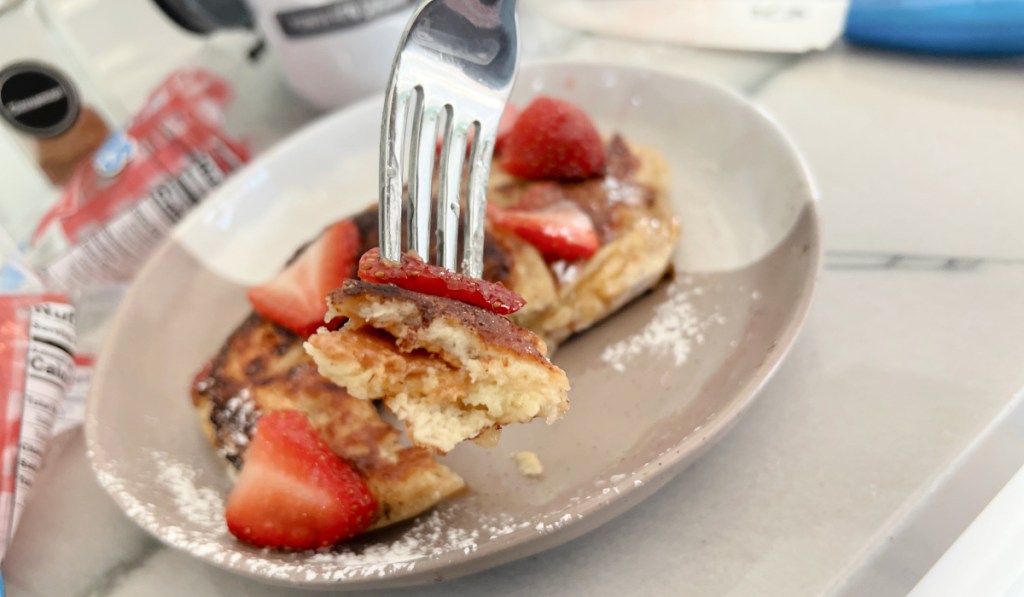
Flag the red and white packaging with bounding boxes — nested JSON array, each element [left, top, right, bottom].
[[27, 68, 250, 293], [0, 293, 76, 562], [55, 354, 93, 436]]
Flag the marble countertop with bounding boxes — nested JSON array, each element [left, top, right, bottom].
[[4, 5, 1024, 596]]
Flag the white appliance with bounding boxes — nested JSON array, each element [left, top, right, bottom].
[[152, 0, 415, 109]]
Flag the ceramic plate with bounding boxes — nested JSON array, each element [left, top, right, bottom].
[[86, 61, 820, 589]]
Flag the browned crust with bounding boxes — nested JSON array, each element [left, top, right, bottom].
[[487, 137, 677, 344], [192, 133, 675, 530], [191, 314, 466, 528], [191, 314, 396, 470], [561, 135, 655, 242], [489, 135, 654, 243], [329, 279, 548, 364]]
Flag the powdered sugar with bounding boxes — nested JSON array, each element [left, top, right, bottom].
[[209, 389, 259, 465], [95, 450, 601, 585], [153, 451, 224, 530], [600, 282, 727, 372]]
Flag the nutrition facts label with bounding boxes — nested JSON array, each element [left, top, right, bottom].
[[44, 152, 226, 290], [53, 355, 92, 436], [12, 301, 76, 531]]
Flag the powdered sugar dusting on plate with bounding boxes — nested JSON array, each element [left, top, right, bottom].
[[153, 451, 224, 530], [600, 282, 726, 372], [96, 451, 586, 584]]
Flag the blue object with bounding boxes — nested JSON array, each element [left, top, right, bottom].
[[92, 130, 137, 178], [844, 0, 1024, 56], [0, 260, 26, 292]]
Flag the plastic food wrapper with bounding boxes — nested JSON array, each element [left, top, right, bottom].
[[0, 240, 76, 564], [0, 69, 246, 563], [27, 68, 250, 294]]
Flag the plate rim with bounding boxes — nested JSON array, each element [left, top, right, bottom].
[[85, 59, 822, 589]]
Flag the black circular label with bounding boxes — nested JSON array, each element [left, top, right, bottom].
[[0, 61, 81, 138]]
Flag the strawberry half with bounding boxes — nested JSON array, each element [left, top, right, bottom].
[[225, 410, 377, 550], [357, 248, 525, 315], [499, 96, 606, 181], [488, 201, 600, 261], [247, 219, 360, 336]]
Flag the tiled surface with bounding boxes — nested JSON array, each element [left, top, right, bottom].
[[4, 10, 1024, 597], [559, 36, 798, 94], [907, 434, 1024, 597], [9, 269, 1024, 597], [840, 391, 1024, 596], [758, 45, 1024, 259]]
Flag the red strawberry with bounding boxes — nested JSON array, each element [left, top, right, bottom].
[[488, 201, 600, 261], [357, 248, 525, 315], [225, 410, 377, 550], [500, 97, 606, 181], [247, 219, 360, 336]]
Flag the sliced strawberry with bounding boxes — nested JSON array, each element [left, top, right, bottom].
[[247, 219, 360, 336], [357, 248, 525, 315], [488, 201, 600, 261], [500, 96, 606, 181], [225, 410, 377, 550]]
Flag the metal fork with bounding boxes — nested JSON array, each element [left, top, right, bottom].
[[378, 0, 519, 278]]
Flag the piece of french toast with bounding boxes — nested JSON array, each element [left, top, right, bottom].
[[491, 136, 678, 346], [191, 314, 466, 530], [192, 132, 677, 536], [305, 280, 570, 454]]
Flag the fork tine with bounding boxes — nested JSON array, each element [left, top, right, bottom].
[[436, 106, 467, 271], [407, 88, 436, 260], [379, 87, 411, 263], [379, 0, 519, 274], [462, 120, 494, 278]]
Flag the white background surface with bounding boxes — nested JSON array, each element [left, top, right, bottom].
[[3, 1, 1024, 595]]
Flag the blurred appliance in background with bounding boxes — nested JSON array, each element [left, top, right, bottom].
[[531, 0, 1024, 56], [530, 0, 851, 53], [152, 0, 416, 109], [845, 0, 1024, 56]]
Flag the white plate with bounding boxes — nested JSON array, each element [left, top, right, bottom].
[[86, 61, 820, 590]]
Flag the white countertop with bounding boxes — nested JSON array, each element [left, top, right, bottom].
[[4, 5, 1024, 596]]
